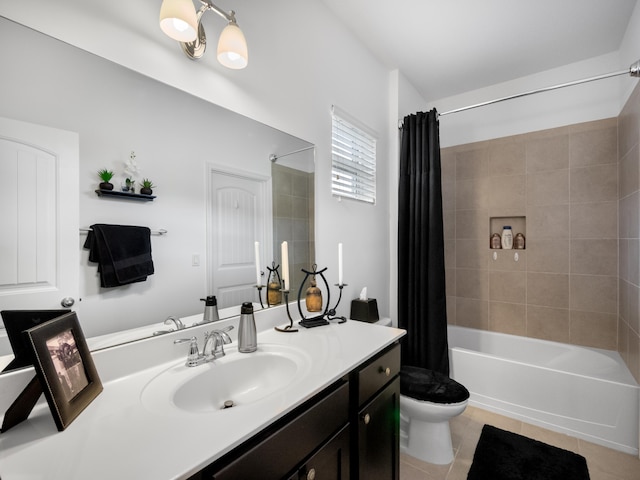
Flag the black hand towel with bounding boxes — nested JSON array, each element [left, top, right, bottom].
[[84, 224, 154, 288]]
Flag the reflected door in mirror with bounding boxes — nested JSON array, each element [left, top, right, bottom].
[[208, 170, 270, 308]]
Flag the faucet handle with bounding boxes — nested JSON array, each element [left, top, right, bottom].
[[174, 337, 202, 367], [215, 325, 234, 344]]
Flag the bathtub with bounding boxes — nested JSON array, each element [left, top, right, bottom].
[[448, 325, 640, 455]]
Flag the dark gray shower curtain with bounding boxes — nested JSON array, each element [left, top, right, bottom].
[[398, 109, 449, 376]]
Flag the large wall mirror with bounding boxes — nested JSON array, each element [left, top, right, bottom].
[[0, 17, 315, 373]]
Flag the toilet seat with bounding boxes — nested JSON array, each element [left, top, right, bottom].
[[400, 366, 469, 404]]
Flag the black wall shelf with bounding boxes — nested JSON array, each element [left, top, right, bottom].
[[95, 189, 155, 201]]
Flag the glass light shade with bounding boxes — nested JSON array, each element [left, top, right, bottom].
[[217, 23, 248, 69], [159, 0, 198, 43]]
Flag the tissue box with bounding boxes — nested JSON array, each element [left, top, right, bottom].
[[350, 299, 379, 323]]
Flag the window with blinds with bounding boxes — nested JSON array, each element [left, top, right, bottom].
[[331, 107, 376, 204]]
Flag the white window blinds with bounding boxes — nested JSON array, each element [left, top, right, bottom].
[[331, 106, 377, 204]]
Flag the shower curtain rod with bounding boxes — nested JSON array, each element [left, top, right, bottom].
[[436, 59, 640, 118], [269, 145, 314, 163], [398, 60, 639, 127]]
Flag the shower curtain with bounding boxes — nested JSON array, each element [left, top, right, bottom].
[[398, 109, 449, 376]]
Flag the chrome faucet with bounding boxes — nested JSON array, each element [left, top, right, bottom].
[[164, 316, 185, 331], [175, 325, 234, 367], [203, 326, 234, 359]]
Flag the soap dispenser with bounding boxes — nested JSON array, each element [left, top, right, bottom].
[[238, 302, 257, 353], [201, 296, 219, 323]]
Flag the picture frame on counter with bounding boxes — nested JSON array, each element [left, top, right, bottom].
[[23, 312, 103, 431]]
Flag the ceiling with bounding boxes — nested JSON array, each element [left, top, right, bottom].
[[320, 0, 638, 101]]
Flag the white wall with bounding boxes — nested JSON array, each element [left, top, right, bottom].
[[0, 0, 391, 332]]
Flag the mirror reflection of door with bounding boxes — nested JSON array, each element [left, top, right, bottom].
[[207, 169, 271, 309], [0, 117, 79, 353]]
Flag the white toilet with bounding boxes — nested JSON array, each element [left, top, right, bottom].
[[375, 319, 469, 465], [400, 388, 468, 464]]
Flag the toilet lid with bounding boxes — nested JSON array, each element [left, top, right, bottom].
[[400, 366, 470, 404]]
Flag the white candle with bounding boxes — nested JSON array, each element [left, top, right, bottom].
[[338, 243, 343, 285], [254, 241, 261, 286], [281, 241, 290, 291]]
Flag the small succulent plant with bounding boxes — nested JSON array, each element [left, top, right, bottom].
[[98, 169, 114, 182]]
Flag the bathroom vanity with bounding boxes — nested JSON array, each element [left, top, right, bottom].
[[0, 307, 404, 479]]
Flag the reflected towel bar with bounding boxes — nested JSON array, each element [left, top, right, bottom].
[[80, 227, 168, 236]]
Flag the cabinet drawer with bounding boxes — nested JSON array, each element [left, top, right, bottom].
[[206, 380, 349, 480], [358, 343, 400, 406]]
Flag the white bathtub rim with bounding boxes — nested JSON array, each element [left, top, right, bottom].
[[448, 325, 638, 387], [451, 347, 638, 389]]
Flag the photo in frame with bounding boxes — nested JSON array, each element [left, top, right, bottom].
[[23, 311, 103, 431]]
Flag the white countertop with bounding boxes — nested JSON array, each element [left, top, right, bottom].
[[0, 313, 404, 480]]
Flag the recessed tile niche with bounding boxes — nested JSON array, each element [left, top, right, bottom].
[[489, 216, 526, 248]]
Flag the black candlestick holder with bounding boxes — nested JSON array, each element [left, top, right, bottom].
[[274, 280, 299, 333]]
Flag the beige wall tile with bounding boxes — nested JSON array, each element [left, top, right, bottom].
[[527, 272, 569, 308], [441, 149, 456, 180], [526, 238, 570, 273], [618, 317, 629, 363], [456, 239, 488, 269], [489, 271, 526, 303], [455, 297, 489, 330], [456, 268, 488, 300], [570, 201, 617, 239], [618, 86, 640, 159], [489, 301, 526, 335], [456, 148, 488, 180], [489, 175, 525, 211], [442, 180, 456, 212], [527, 205, 569, 238], [443, 210, 456, 240], [526, 169, 569, 206], [445, 268, 456, 298], [570, 164, 618, 203], [618, 144, 639, 199], [456, 209, 488, 239], [456, 177, 489, 210], [526, 132, 569, 173], [489, 141, 526, 177], [569, 119, 617, 168], [628, 282, 640, 334], [619, 192, 640, 239], [570, 239, 618, 276], [446, 295, 456, 325], [526, 305, 570, 343], [570, 310, 617, 349], [570, 275, 617, 314], [488, 249, 526, 271], [619, 279, 630, 324]]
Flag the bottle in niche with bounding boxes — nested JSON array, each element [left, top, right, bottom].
[[514, 232, 526, 250], [501, 226, 513, 249], [490, 233, 502, 249]]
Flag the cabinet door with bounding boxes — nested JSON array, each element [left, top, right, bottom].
[[357, 377, 399, 480], [295, 425, 350, 480]]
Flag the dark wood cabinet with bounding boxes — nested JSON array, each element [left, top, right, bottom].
[[196, 342, 400, 480], [355, 378, 400, 480], [352, 343, 401, 480]]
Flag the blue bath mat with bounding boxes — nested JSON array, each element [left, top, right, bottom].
[[467, 424, 590, 480]]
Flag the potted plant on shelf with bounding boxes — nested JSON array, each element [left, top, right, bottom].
[[98, 169, 114, 190], [140, 178, 155, 195]]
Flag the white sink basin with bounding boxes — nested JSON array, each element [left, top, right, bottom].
[[141, 343, 311, 415]]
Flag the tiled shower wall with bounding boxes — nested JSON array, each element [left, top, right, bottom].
[[619, 83, 640, 383], [441, 119, 621, 354], [272, 163, 315, 296]]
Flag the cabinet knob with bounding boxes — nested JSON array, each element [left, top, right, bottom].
[[362, 413, 371, 425], [306, 467, 316, 480], [379, 366, 391, 377]]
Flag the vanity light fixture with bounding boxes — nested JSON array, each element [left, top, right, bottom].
[[159, 0, 248, 69]]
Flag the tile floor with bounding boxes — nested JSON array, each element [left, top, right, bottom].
[[400, 406, 640, 480]]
